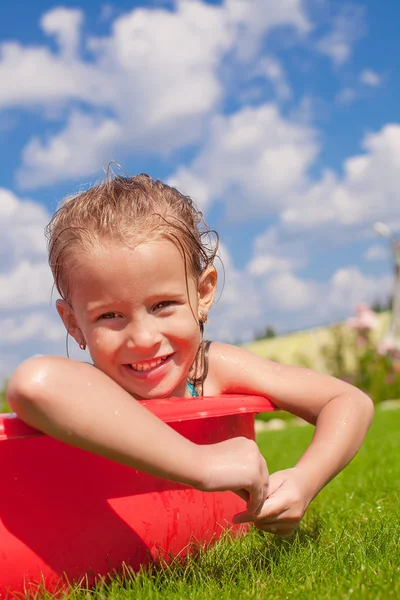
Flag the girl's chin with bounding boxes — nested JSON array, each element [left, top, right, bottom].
[[120, 366, 188, 400]]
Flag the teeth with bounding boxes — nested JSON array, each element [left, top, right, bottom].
[[130, 356, 167, 372]]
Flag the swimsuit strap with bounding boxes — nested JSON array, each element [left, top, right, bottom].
[[186, 340, 211, 397], [186, 381, 199, 397]]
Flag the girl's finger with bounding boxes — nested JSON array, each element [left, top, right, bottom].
[[246, 482, 265, 516], [246, 457, 269, 516]]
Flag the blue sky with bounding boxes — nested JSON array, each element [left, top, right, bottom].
[[1, 0, 400, 382]]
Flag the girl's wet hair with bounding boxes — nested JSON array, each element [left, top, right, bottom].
[[46, 173, 219, 302], [46, 172, 219, 394]]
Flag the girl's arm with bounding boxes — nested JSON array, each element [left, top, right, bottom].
[[210, 342, 374, 535], [7, 356, 269, 516]]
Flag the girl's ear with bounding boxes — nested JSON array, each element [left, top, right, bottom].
[[56, 299, 83, 346], [198, 266, 217, 318]]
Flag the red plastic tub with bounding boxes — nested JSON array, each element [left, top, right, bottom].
[[0, 395, 274, 597]]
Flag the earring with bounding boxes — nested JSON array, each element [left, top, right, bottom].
[[199, 310, 208, 324], [199, 310, 207, 345], [78, 338, 86, 351]]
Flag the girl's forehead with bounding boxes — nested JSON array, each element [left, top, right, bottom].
[[69, 239, 196, 300], [76, 238, 186, 267]]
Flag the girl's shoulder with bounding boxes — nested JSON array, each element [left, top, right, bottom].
[[205, 342, 275, 396], [206, 341, 363, 420]]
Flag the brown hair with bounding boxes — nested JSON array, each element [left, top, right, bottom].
[[46, 172, 219, 394]]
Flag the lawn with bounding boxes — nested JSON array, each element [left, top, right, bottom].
[[35, 406, 399, 600]]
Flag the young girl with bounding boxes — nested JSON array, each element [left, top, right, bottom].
[[7, 174, 373, 537]]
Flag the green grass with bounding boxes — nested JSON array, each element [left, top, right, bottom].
[[27, 407, 400, 600]]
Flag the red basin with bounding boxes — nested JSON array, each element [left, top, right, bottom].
[[0, 395, 274, 597]]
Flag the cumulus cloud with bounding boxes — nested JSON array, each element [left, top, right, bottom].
[[364, 244, 390, 262], [0, 191, 53, 307], [253, 56, 291, 101], [360, 69, 382, 87], [226, 0, 310, 62], [247, 226, 308, 276], [209, 242, 392, 341], [327, 267, 391, 314], [41, 7, 84, 58], [0, 188, 50, 264], [336, 87, 356, 105], [0, 188, 70, 381], [0, 262, 54, 310], [169, 103, 319, 219], [0, 313, 64, 344], [0, 1, 313, 189], [316, 5, 365, 66], [281, 123, 400, 234], [17, 112, 123, 189], [209, 243, 264, 342]]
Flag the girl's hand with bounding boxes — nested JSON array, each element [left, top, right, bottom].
[[232, 467, 312, 537], [197, 437, 270, 517]]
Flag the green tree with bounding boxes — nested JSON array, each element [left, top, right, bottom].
[[254, 325, 276, 341]]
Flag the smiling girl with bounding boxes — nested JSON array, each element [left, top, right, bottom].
[[7, 174, 373, 535]]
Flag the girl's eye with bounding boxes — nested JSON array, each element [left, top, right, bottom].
[[153, 301, 173, 311], [99, 312, 118, 320]]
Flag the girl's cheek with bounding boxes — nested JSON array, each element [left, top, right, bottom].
[[90, 330, 118, 349]]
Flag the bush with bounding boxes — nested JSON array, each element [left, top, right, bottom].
[[321, 325, 400, 404]]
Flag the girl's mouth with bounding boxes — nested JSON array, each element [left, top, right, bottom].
[[124, 354, 173, 376], [130, 355, 169, 372]]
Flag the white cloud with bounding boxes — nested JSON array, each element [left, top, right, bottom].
[[281, 123, 400, 232], [168, 171, 212, 213], [360, 69, 382, 87], [316, 5, 365, 66], [0, 41, 108, 110], [0, 313, 64, 344], [0, 188, 55, 321], [209, 242, 264, 343], [265, 271, 315, 312], [248, 255, 294, 276], [0, 261, 54, 309], [247, 225, 308, 275], [0, 1, 312, 188], [0, 188, 50, 263], [336, 87, 356, 105], [209, 238, 392, 341], [0, 188, 78, 385], [254, 56, 291, 101], [226, 0, 310, 62], [364, 244, 390, 262], [169, 103, 318, 219], [40, 7, 84, 58], [328, 267, 391, 313], [17, 112, 123, 189]]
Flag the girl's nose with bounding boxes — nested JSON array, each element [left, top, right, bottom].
[[126, 318, 162, 350]]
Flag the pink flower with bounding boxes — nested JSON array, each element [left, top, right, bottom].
[[378, 336, 400, 359], [346, 305, 379, 332]]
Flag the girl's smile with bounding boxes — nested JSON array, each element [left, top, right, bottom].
[[122, 353, 174, 381], [62, 238, 209, 400]]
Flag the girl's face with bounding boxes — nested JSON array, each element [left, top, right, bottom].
[[58, 239, 215, 400]]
